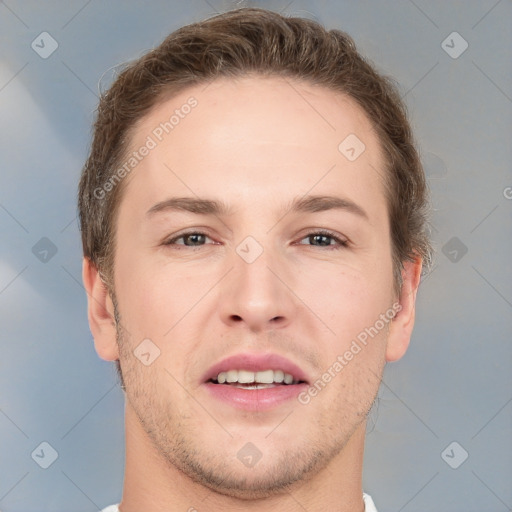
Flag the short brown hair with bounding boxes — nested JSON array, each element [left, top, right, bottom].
[[79, 7, 431, 293]]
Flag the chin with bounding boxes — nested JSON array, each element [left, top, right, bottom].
[[189, 468, 306, 500], [169, 445, 327, 501]]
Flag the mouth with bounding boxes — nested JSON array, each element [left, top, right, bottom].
[[208, 368, 306, 389], [202, 353, 309, 411]]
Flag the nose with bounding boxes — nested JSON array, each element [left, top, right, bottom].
[[218, 244, 295, 333]]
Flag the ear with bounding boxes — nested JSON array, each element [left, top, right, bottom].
[[385, 257, 422, 362], [82, 257, 119, 361]]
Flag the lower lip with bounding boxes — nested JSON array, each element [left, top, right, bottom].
[[203, 382, 308, 411]]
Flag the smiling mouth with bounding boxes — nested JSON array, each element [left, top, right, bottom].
[[207, 368, 307, 389]]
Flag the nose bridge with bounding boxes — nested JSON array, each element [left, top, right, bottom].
[[220, 235, 293, 330]]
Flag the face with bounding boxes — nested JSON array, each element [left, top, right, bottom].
[[99, 77, 408, 498]]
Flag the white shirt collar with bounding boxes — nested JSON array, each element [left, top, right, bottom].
[[363, 492, 378, 512]]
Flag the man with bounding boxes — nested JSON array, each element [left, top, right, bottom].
[[79, 7, 431, 511]]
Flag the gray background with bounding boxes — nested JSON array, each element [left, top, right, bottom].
[[0, 1, 511, 511]]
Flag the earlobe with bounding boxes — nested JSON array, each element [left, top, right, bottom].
[[82, 258, 119, 361], [385, 257, 422, 362]]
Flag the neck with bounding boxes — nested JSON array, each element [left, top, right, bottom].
[[120, 402, 366, 512]]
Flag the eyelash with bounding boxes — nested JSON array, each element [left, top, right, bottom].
[[163, 229, 348, 250]]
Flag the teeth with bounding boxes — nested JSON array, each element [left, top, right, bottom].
[[214, 369, 298, 385], [237, 370, 254, 383], [274, 370, 284, 383], [255, 369, 274, 384], [226, 370, 238, 383]]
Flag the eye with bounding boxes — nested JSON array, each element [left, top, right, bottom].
[[162, 230, 347, 249], [297, 230, 348, 249], [163, 231, 213, 247]]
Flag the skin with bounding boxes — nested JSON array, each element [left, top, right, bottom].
[[83, 76, 422, 512]]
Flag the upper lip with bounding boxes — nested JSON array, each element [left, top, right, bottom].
[[202, 352, 310, 384]]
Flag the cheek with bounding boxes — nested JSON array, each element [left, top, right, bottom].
[[296, 267, 394, 377], [301, 263, 393, 334], [113, 251, 170, 334], [114, 249, 215, 349]]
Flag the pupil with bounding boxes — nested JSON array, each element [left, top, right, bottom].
[[312, 235, 330, 246], [186, 234, 204, 245]]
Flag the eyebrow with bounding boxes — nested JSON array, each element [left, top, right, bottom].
[[146, 197, 230, 216], [287, 195, 368, 220], [146, 195, 368, 220]]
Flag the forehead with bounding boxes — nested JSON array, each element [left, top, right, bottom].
[[122, 76, 387, 214], [134, 75, 381, 156]]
